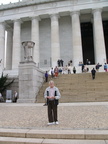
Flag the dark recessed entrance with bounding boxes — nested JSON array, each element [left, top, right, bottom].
[[81, 22, 94, 65], [103, 20, 108, 63]]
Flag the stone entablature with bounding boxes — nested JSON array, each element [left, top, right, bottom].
[[0, 0, 107, 10], [0, 0, 108, 23]]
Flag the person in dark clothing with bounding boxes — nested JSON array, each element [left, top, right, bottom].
[[13, 91, 18, 103], [91, 68, 96, 79], [57, 59, 60, 67], [60, 59, 64, 67], [45, 71, 48, 82], [95, 63, 100, 71], [70, 60, 72, 66], [82, 64, 84, 72], [73, 67, 76, 74]]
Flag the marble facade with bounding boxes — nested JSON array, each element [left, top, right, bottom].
[[0, 0, 108, 75]]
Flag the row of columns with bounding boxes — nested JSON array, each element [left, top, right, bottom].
[[0, 8, 106, 71]]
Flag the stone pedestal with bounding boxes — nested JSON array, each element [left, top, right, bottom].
[[18, 61, 44, 103]]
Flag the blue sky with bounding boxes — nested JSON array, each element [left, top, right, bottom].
[[0, 0, 21, 5]]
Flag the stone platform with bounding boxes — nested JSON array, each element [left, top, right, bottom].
[[0, 102, 108, 143]]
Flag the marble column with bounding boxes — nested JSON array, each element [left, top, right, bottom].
[[0, 22, 5, 72], [6, 28, 13, 70], [93, 8, 106, 64], [31, 16, 40, 67], [51, 13, 60, 67], [70, 11, 83, 66], [12, 19, 21, 69]]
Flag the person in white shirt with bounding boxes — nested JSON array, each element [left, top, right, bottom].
[[44, 80, 61, 125]]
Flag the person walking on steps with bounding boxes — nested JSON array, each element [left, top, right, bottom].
[[91, 68, 96, 80], [45, 71, 48, 82]]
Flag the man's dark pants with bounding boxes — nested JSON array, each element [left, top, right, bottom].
[[92, 74, 95, 79], [48, 100, 57, 122]]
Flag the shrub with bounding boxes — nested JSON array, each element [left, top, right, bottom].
[[0, 72, 14, 94]]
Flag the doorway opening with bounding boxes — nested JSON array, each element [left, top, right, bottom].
[[81, 22, 95, 65]]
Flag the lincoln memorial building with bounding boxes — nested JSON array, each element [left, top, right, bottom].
[[0, 0, 108, 76]]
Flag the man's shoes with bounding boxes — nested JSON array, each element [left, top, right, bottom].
[[47, 122, 55, 125], [55, 121, 59, 125], [43, 103, 47, 106], [47, 121, 59, 125]]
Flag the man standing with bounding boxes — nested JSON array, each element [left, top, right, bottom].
[[91, 68, 96, 80], [45, 71, 48, 82], [60, 59, 64, 67], [54, 66, 59, 78], [57, 59, 60, 67], [51, 68, 54, 78], [86, 59, 89, 65], [13, 91, 18, 103], [44, 80, 61, 125], [0, 92, 4, 102]]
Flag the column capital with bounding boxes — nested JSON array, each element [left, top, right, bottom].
[[50, 13, 60, 20], [5, 23, 13, 31], [31, 16, 41, 21], [0, 21, 4, 24], [13, 19, 23, 24], [92, 8, 103, 14], [0, 21, 7, 26], [70, 11, 80, 17]]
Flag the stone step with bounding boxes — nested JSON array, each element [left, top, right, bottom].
[[41, 81, 108, 89], [38, 91, 108, 98], [37, 94, 108, 103], [39, 84, 108, 91], [0, 129, 108, 140], [0, 137, 107, 144], [38, 87, 108, 95], [38, 99, 108, 103], [37, 72, 108, 103]]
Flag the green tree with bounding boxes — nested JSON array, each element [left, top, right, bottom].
[[0, 72, 14, 93]]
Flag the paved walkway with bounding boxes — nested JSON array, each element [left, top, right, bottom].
[[0, 102, 108, 130]]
